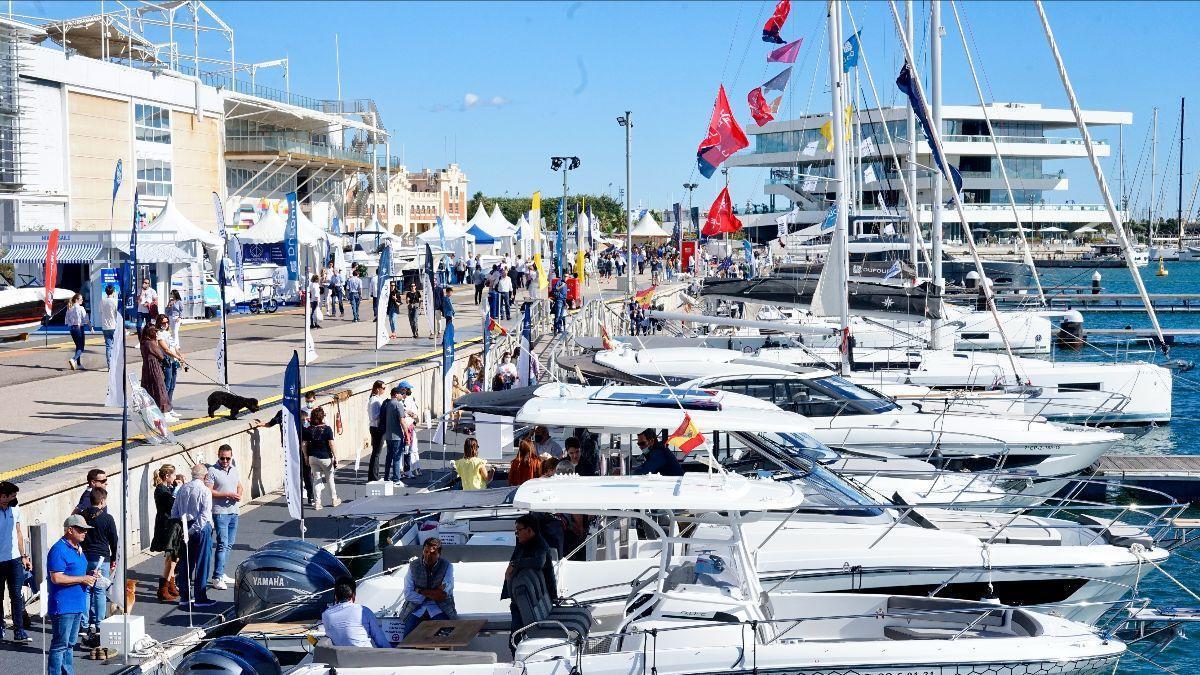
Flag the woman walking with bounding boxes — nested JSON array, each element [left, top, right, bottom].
[[165, 290, 184, 347], [507, 438, 542, 486], [139, 323, 173, 417], [405, 282, 422, 339], [302, 407, 339, 510], [150, 464, 181, 601], [155, 314, 185, 416], [65, 293, 88, 370], [387, 283, 402, 339]]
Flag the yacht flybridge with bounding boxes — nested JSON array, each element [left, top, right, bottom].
[[291, 475, 1127, 675]]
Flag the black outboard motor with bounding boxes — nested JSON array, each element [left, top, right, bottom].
[[1054, 310, 1085, 350], [235, 539, 350, 623], [175, 636, 281, 675]]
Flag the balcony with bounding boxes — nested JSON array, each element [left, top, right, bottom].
[[225, 135, 374, 168]]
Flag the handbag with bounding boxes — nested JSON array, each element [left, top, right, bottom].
[[314, 307, 324, 322]]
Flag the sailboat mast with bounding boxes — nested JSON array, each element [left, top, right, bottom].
[[929, 0, 944, 350], [1179, 97, 1186, 244], [1151, 107, 1157, 242], [828, 0, 851, 375], [906, 0, 918, 268]]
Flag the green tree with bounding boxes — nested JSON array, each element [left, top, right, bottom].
[[466, 193, 663, 235]]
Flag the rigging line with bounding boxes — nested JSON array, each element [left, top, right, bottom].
[[953, 0, 994, 103], [731, 0, 772, 90], [719, 0, 746, 84], [947, 0, 1046, 305]]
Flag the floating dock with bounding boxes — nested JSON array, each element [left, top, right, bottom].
[[1091, 454, 1200, 502]]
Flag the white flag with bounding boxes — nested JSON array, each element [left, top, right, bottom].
[[375, 278, 391, 349], [281, 406, 303, 520], [105, 334, 125, 407], [859, 136, 876, 155], [422, 275, 436, 335], [215, 321, 226, 386], [801, 176, 818, 192], [802, 140, 818, 157], [304, 296, 319, 363], [863, 165, 878, 184]]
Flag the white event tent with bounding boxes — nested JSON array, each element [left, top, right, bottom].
[[629, 211, 670, 239], [416, 219, 476, 260]]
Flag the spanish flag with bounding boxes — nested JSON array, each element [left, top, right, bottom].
[[667, 413, 705, 455], [488, 316, 508, 337], [634, 285, 656, 308]]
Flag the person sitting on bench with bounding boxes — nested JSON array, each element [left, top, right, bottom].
[[322, 577, 390, 648], [398, 538, 457, 638]]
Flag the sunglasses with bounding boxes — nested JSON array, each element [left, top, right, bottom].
[[93, 478, 108, 484]]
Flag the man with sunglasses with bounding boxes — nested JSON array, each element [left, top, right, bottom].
[[206, 445, 243, 591], [47, 515, 98, 674], [72, 469, 108, 515]]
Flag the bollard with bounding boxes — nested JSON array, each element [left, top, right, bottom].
[[1091, 270, 1102, 295]]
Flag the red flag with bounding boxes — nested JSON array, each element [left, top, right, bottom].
[[762, 0, 791, 44], [487, 316, 508, 337], [696, 85, 749, 179], [634, 286, 657, 308], [747, 87, 775, 126], [43, 229, 60, 316], [702, 187, 743, 236]]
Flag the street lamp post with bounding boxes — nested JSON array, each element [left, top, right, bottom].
[[550, 156, 580, 278], [682, 182, 698, 274], [617, 111, 633, 291]]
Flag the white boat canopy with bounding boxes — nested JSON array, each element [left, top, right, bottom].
[[630, 211, 670, 238], [513, 473, 807, 514]]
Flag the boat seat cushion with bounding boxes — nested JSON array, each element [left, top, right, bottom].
[[884, 626, 1013, 641], [1078, 514, 1156, 549], [312, 638, 498, 667], [384, 544, 515, 570], [887, 597, 1008, 627], [510, 569, 593, 639]]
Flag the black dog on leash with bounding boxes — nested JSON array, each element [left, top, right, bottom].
[[207, 391, 260, 419]]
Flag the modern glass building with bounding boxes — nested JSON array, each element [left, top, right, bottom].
[[725, 102, 1131, 242]]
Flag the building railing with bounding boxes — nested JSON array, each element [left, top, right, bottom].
[[943, 134, 1107, 146], [754, 134, 1106, 156], [224, 135, 373, 164]]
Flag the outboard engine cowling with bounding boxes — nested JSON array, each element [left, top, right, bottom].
[[175, 636, 281, 675], [235, 539, 350, 623]]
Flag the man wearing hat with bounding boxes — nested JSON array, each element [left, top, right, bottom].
[[0, 481, 30, 643], [381, 385, 409, 483], [47, 514, 98, 674]]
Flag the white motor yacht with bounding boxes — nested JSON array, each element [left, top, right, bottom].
[[326, 386, 1171, 632], [290, 474, 1126, 675], [560, 346, 1124, 478]]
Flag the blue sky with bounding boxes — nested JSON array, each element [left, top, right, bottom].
[[22, 1, 1200, 219]]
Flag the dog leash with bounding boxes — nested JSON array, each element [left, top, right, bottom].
[[183, 359, 229, 391]]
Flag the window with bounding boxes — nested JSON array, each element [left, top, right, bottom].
[[137, 158, 173, 197], [135, 103, 171, 144]]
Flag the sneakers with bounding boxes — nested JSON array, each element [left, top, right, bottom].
[[310, 501, 322, 511], [67, 358, 77, 370], [164, 411, 181, 422], [208, 578, 228, 590], [12, 632, 31, 644], [219, 574, 235, 585], [192, 599, 217, 608], [331, 498, 342, 508]]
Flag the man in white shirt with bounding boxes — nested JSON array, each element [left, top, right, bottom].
[[98, 285, 120, 370], [308, 275, 322, 329], [322, 577, 390, 648], [136, 278, 157, 332], [496, 273, 513, 320]]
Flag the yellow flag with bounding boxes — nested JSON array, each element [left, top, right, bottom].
[[534, 254, 548, 291], [531, 191, 541, 213], [575, 250, 585, 281], [819, 121, 834, 152], [843, 104, 853, 136]]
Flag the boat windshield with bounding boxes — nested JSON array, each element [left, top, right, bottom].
[[806, 375, 899, 414], [725, 431, 884, 517]]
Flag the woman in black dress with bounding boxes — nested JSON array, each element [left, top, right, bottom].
[[149, 463, 181, 601], [139, 323, 171, 413]]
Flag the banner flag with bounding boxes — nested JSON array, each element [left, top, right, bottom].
[[842, 29, 863, 72], [896, 64, 964, 193], [820, 203, 838, 232], [285, 192, 300, 286], [696, 85, 749, 179], [761, 0, 791, 43], [105, 317, 125, 408], [436, 216, 447, 252], [304, 289, 318, 363], [111, 159, 123, 214], [555, 199, 566, 278], [281, 352, 304, 520], [748, 87, 775, 126], [518, 302, 533, 387], [423, 243, 438, 334], [43, 229, 60, 316], [701, 187, 743, 236], [375, 277, 391, 349], [481, 304, 492, 391], [767, 38, 803, 64], [216, 259, 229, 386]]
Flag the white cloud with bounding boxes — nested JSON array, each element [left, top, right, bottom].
[[489, 96, 509, 106], [457, 92, 510, 111], [463, 92, 480, 109]]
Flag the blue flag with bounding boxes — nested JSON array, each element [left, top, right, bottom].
[[820, 203, 838, 231], [519, 302, 533, 386], [126, 192, 139, 315], [284, 192, 300, 283], [842, 29, 862, 72], [481, 305, 492, 391], [378, 241, 392, 282], [442, 317, 455, 389], [281, 351, 303, 520], [555, 200, 565, 279], [896, 64, 963, 193], [111, 159, 123, 215], [436, 216, 447, 252], [425, 242, 443, 312]]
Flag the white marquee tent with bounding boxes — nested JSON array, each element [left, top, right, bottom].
[[629, 211, 670, 239], [416, 219, 476, 259]]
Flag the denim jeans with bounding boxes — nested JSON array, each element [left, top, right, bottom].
[[69, 326, 85, 364], [500, 292, 512, 320], [163, 360, 179, 398], [309, 301, 320, 328], [348, 291, 361, 321], [102, 329, 116, 368], [84, 558, 110, 629], [212, 513, 239, 581], [0, 558, 27, 638], [331, 288, 345, 316], [385, 439, 407, 481], [48, 611, 83, 675], [388, 310, 398, 335], [367, 426, 384, 482], [177, 524, 212, 604], [401, 610, 445, 639]]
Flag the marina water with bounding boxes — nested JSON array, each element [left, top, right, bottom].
[[1037, 263, 1199, 673]]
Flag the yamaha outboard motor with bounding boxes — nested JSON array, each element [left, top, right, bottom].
[[175, 636, 281, 675], [1054, 310, 1085, 350], [235, 539, 350, 623]]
